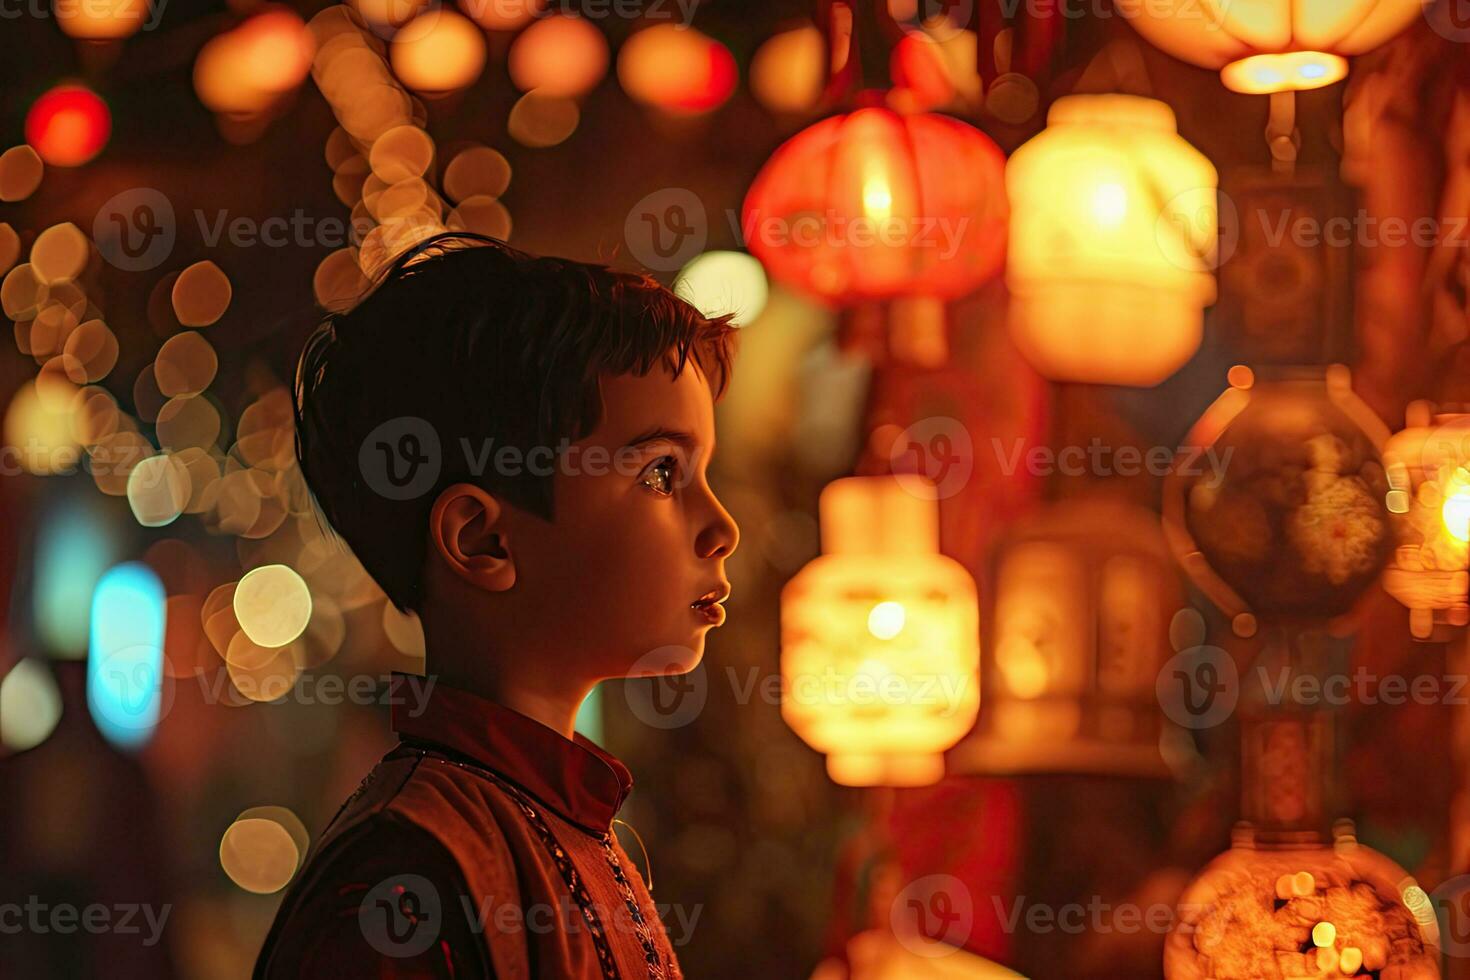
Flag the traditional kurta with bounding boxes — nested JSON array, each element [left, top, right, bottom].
[[255, 674, 683, 979]]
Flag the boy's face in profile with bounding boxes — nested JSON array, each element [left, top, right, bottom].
[[501, 363, 739, 679]]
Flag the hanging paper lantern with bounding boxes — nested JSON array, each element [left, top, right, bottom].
[[742, 106, 1008, 305], [1383, 403, 1470, 639], [25, 84, 111, 167], [1164, 365, 1393, 630], [1115, 0, 1430, 95], [951, 499, 1183, 778], [781, 476, 980, 787], [1006, 94, 1216, 386], [617, 24, 737, 116]]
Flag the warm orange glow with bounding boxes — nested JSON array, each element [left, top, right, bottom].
[[390, 9, 487, 95], [781, 476, 979, 787], [194, 9, 315, 115], [1116, 0, 1427, 94], [1006, 95, 1216, 386], [507, 14, 608, 98], [743, 107, 1007, 304], [617, 24, 737, 116], [55, 0, 147, 39], [750, 24, 825, 115], [25, 85, 110, 167]]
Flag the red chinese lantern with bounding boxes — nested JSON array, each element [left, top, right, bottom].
[[742, 106, 1008, 306], [25, 84, 111, 167]]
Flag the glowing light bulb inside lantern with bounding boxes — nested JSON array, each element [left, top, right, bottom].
[[862, 172, 893, 223], [1091, 181, 1128, 228], [867, 601, 906, 640], [1442, 473, 1470, 543]]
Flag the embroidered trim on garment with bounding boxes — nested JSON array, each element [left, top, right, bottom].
[[411, 748, 670, 980]]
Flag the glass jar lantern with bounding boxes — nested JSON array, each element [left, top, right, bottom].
[[781, 475, 981, 787]]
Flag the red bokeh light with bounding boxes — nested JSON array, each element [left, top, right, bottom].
[[25, 84, 111, 167]]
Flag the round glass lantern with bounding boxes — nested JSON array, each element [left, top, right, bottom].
[[951, 498, 1183, 777], [1164, 366, 1394, 631], [781, 475, 981, 787], [1383, 403, 1470, 640], [1006, 94, 1218, 386], [1114, 0, 1431, 95]]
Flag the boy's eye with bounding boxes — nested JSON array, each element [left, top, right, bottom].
[[639, 455, 677, 496]]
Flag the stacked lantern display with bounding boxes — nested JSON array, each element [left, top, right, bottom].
[[1159, 366, 1442, 978], [780, 476, 980, 787], [1383, 403, 1470, 640], [952, 498, 1184, 777], [1005, 94, 1218, 387], [1115, 0, 1431, 95]]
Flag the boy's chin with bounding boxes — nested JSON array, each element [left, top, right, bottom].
[[620, 640, 705, 678]]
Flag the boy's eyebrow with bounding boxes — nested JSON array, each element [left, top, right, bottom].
[[622, 426, 698, 452]]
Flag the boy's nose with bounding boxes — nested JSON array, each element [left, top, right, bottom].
[[696, 493, 739, 560]]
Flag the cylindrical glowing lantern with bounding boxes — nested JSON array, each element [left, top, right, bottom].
[[743, 107, 1008, 305], [1164, 366, 1393, 630], [25, 84, 111, 167], [1115, 0, 1429, 94], [951, 499, 1183, 777], [781, 475, 980, 786], [1006, 94, 1217, 386], [1384, 403, 1470, 639]]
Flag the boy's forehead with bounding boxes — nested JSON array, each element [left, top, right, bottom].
[[589, 365, 714, 446]]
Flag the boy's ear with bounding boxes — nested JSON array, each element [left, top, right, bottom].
[[428, 483, 516, 593]]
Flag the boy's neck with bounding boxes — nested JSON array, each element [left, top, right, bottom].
[[430, 665, 590, 740]]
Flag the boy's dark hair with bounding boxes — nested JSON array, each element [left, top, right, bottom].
[[293, 233, 737, 613]]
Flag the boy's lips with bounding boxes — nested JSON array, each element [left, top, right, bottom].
[[691, 584, 730, 626]]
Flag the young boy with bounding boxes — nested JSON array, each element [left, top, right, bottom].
[[254, 233, 740, 979]]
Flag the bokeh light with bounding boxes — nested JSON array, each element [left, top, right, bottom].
[[87, 562, 167, 749], [750, 24, 825, 115], [0, 659, 63, 753], [390, 9, 487, 95], [234, 563, 313, 647], [507, 14, 608, 98], [617, 24, 737, 116], [172, 261, 233, 327], [675, 251, 769, 327], [25, 84, 111, 167]]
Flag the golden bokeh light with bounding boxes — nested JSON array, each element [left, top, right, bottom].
[[313, 248, 370, 311], [126, 453, 192, 527], [2, 263, 50, 321], [442, 145, 511, 203], [507, 90, 579, 147], [369, 124, 434, 183], [227, 641, 302, 702], [61, 319, 120, 384], [446, 194, 512, 239], [0, 146, 44, 203], [234, 563, 313, 647], [0, 223, 20, 275], [172, 261, 233, 327], [155, 330, 219, 396], [56, 0, 147, 39], [89, 429, 155, 496], [675, 250, 769, 327], [3, 379, 82, 476], [219, 815, 301, 894], [351, 0, 429, 33], [750, 24, 825, 116], [156, 395, 223, 452], [30, 223, 90, 284], [461, 0, 543, 31], [617, 23, 736, 116], [1, 659, 63, 752], [390, 9, 486, 95], [507, 14, 608, 98]]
